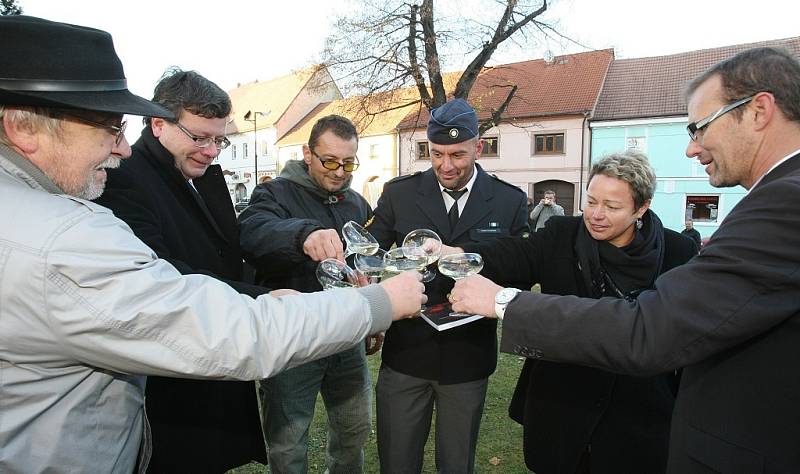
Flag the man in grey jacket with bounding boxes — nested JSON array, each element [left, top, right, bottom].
[[0, 16, 425, 474], [529, 189, 565, 231]]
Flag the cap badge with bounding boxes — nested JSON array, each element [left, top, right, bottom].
[[449, 128, 459, 139]]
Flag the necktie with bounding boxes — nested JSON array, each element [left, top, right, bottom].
[[445, 189, 467, 231]]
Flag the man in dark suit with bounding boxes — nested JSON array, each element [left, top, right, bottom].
[[450, 47, 800, 473], [367, 98, 529, 473], [95, 69, 269, 473]]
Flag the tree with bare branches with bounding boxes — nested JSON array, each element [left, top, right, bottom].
[[323, 0, 567, 133], [1, 0, 23, 16]]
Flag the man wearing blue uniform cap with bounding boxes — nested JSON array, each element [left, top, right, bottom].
[[367, 98, 530, 472]]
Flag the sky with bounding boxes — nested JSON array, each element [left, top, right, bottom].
[[20, 0, 799, 103]]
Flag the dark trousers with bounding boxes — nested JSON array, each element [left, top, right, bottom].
[[376, 365, 488, 473]]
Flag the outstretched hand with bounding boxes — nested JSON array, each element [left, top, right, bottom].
[[379, 271, 427, 320], [450, 274, 502, 318], [303, 229, 345, 262]]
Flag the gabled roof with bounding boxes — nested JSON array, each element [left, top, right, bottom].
[[277, 88, 420, 146], [227, 66, 335, 133], [398, 49, 614, 131], [593, 37, 800, 121]]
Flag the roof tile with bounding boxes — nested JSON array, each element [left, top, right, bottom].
[[593, 37, 800, 120], [398, 49, 614, 130]]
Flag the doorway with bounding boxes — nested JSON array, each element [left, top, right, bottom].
[[530, 180, 575, 216]]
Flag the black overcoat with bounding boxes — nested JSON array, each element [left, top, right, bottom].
[[95, 127, 267, 473], [466, 215, 697, 474], [500, 154, 800, 473]]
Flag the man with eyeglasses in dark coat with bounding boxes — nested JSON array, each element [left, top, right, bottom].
[[95, 68, 272, 473]]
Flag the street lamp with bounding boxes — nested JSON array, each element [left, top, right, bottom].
[[244, 110, 268, 185]]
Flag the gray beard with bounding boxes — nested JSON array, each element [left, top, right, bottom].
[[74, 155, 121, 200]]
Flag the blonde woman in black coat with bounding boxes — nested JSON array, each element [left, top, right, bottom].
[[443, 151, 698, 473]]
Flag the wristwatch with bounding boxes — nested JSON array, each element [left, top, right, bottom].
[[494, 288, 522, 320]]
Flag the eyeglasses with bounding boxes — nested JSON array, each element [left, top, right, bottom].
[[63, 114, 127, 146], [172, 121, 231, 150], [686, 95, 754, 141], [311, 150, 359, 172]]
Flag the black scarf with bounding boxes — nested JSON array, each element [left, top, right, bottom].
[[575, 209, 665, 300]]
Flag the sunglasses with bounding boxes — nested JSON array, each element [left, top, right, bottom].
[[311, 150, 359, 172]]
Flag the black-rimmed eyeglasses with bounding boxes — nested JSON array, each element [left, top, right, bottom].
[[687, 95, 754, 141], [311, 150, 359, 172], [173, 122, 231, 150], [63, 114, 127, 146]]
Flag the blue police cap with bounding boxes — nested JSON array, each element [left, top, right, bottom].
[[427, 98, 478, 144]]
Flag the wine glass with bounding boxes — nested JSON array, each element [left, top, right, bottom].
[[342, 220, 379, 258], [437, 253, 484, 280], [437, 253, 484, 317], [354, 248, 387, 284], [316, 258, 359, 289], [382, 247, 428, 277], [402, 229, 442, 282], [383, 246, 428, 313]]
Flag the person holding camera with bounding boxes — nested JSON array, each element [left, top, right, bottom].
[[529, 189, 564, 231]]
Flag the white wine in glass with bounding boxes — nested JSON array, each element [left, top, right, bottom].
[[438, 253, 484, 318], [402, 229, 442, 282], [383, 247, 427, 278], [347, 241, 380, 256], [384, 247, 428, 313], [354, 248, 387, 283], [342, 221, 380, 258], [437, 253, 484, 280]]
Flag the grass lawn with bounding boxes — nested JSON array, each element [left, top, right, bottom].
[[228, 322, 530, 474]]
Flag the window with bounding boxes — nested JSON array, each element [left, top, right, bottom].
[[232, 145, 237, 160], [685, 195, 719, 222], [243, 142, 248, 158], [481, 137, 499, 157], [534, 133, 565, 155], [626, 136, 647, 152], [416, 141, 430, 160], [290, 151, 298, 161], [370, 144, 379, 160]]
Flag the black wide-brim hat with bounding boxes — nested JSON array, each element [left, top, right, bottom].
[[0, 15, 173, 119]]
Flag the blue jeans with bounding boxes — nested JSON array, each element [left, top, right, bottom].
[[259, 344, 371, 474]]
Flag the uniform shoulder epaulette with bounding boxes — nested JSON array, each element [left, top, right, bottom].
[[385, 171, 422, 186], [489, 173, 526, 193]]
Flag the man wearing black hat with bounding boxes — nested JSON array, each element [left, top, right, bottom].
[[367, 98, 529, 473], [0, 15, 425, 474], [94, 69, 270, 472]]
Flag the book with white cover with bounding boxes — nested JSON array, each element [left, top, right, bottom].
[[420, 302, 483, 331]]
